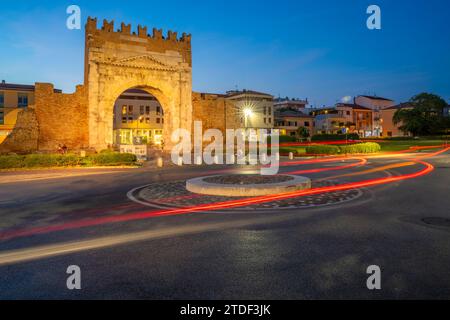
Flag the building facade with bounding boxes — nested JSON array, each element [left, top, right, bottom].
[[113, 89, 164, 146], [225, 90, 274, 130], [311, 103, 374, 136], [336, 103, 373, 137], [273, 98, 308, 111], [380, 103, 413, 137], [354, 95, 395, 137], [275, 110, 314, 137]]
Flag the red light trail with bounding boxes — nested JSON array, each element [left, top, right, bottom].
[[0, 147, 447, 241]]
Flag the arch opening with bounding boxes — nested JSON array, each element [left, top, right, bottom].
[[112, 87, 165, 149]]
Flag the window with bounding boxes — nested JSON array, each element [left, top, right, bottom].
[[268, 117, 272, 123], [18, 93, 28, 108], [263, 107, 267, 114], [122, 105, 127, 115], [264, 118, 267, 124], [0, 110, 4, 124], [145, 106, 150, 115], [122, 117, 127, 124], [0, 92, 4, 107], [128, 105, 133, 115], [156, 118, 161, 124], [346, 111, 350, 115], [268, 107, 272, 114], [128, 117, 133, 122], [140, 106, 144, 115], [145, 117, 150, 124], [304, 121, 310, 127], [156, 106, 161, 115]]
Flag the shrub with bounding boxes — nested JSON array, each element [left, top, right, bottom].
[[267, 135, 297, 145], [0, 155, 26, 169], [88, 152, 137, 166], [279, 147, 305, 155], [279, 135, 297, 143], [0, 152, 137, 169], [99, 149, 115, 153], [23, 154, 58, 167], [305, 145, 340, 155], [312, 133, 360, 141], [339, 142, 381, 154], [55, 154, 82, 166]]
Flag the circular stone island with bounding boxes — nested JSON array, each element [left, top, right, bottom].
[[186, 174, 311, 197]]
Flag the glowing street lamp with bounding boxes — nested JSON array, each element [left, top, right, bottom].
[[243, 108, 253, 128]]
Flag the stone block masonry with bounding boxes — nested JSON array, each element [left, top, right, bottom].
[[192, 92, 241, 133], [34, 83, 89, 151], [0, 108, 39, 154]]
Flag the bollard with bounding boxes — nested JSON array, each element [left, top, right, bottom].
[[156, 157, 163, 168], [289, 152, 294, 160]]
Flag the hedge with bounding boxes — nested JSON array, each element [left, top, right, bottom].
[[311, 133, 360, 141], [339, 142, 381, 154], [279, 146, 306, 155], [305, 145, 340, 155], [0, 152, 137, 169], [267, 135, 297, 144], [88, 152, 137, 166], [304, 142, 381, 155]]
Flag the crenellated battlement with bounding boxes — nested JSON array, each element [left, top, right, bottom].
[[86, 17, 191, 45]]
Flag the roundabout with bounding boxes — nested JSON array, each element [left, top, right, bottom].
[[186, 174, 311, 197], [127, 178, 363, 211]]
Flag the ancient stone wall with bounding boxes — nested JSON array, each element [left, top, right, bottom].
[[34, 83, 89, 151], [192, 92, 241, 134], [0, 108, 39, 154]]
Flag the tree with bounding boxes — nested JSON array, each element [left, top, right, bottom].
[[297, 126, 310, 141], [393, 93, 448, 136]]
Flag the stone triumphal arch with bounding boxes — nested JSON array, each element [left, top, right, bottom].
[[0, 17, 241, 154], [84, 18, 192, 151]]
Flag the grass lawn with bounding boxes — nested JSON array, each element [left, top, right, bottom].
[[275, 139, 447, 155], [373, 139, 446, 152]]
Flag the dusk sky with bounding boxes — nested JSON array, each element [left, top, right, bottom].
[[1, 0, 449, 107]]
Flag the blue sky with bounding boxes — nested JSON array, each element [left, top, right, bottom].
[[0, 0, 449, 106]]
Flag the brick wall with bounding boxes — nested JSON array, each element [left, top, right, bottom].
[[34, 83, 89, 151], [192, 92, 241, 133]]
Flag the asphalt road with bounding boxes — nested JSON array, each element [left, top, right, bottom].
[[0, 152, 449, 299]]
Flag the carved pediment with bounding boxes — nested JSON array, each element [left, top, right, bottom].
[[108, 55, 178, 71]]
